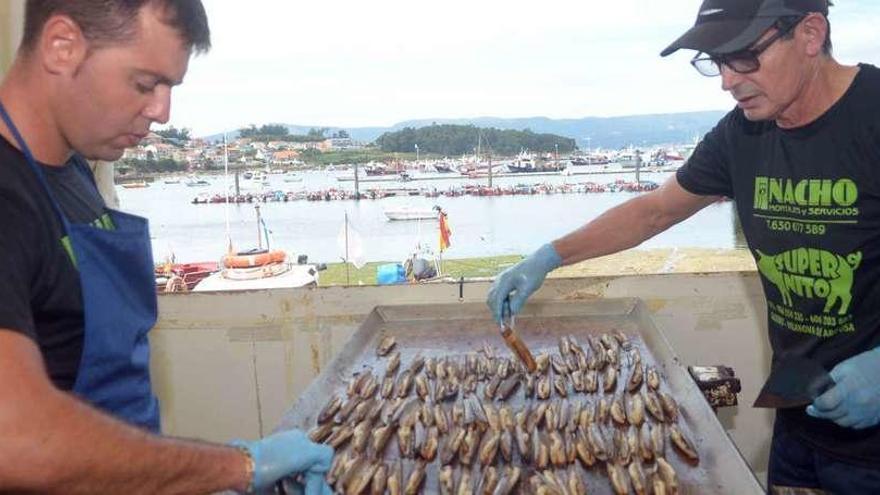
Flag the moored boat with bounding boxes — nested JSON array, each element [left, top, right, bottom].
[[184, 175, 210, 187], [383, 205, 441, 221], [121, 180, 149, 189], [193, 249, 319, 291], [155, 261, 219, 293]]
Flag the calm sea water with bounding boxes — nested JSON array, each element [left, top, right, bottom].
[[117, 170, 743, 264]]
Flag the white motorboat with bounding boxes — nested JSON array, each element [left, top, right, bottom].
[[383, 205, 440, 221], [184, 175, 210, 187], [193, 258, 318, 291]]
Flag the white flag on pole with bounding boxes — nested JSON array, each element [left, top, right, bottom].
[[337, 217, 366, 269]]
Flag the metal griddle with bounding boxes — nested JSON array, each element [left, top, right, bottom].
[[277, 298, 764, 494]]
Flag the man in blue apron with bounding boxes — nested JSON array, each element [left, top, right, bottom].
[[0, 1, 332, 493], [488, 0, 880, 491]]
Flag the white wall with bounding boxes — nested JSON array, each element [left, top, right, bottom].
[[0, 0, 24, 76]]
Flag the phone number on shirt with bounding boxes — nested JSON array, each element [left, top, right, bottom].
[[764, 219, 826, 236]]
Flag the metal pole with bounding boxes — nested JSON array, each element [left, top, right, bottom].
[[488, 152, 493, 189], [635, 151, 641, 186], [587, 137, 591, 165], [354, 162, 360, 200], [555, 143, 559, 172], [255, 204, 262, 250], [344, 211, 350, 285], [223, 134, 233, 254]]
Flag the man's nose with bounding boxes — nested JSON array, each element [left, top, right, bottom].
[[143, 85, 171, 124], [720, 64, 743, 92]]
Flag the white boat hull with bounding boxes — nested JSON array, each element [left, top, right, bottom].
[[193, 263, 318, 291], [384, 209, 438, 221]]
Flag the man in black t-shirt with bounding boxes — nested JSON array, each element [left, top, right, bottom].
[[0, 1, 332, 494], [488, 0, 880, 490]]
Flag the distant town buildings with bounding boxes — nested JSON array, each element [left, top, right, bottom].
[[120, 130, 365, 170]]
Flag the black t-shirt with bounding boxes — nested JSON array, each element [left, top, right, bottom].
[[678, 63, 880, 465], [0, 135, 109, 390]]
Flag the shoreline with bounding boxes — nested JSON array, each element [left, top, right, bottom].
[[319, 247, 756, 286]]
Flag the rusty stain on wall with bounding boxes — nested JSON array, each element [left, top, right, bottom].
[[309, 341, 321, 376], [646, 299, 668, 313], [560, 281, 611, 301]]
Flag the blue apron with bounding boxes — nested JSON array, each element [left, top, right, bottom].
[[0, 103, 160, 432]]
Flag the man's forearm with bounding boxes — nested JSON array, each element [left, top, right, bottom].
[[4, 387, 250, 494]]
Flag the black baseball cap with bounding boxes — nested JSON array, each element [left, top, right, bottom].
[[660, 0, 829, 56]]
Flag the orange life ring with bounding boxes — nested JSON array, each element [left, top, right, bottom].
[[222, 250, 286, 268]]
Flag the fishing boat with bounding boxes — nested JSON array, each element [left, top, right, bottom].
[[364, 162, 397, 176], [614, 148, 644, 168], [433, 162, 455, 173], [503, 150, 563, 174]]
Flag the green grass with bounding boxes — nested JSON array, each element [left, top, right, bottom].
[[318, 255, 523, 286]]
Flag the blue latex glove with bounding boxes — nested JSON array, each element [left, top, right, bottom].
[[232, 429, 334, 494], [807, 348, 880, 429], [487, 243, 562, 323]]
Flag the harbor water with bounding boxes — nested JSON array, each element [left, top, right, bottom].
[[118, 170, 744, 264]]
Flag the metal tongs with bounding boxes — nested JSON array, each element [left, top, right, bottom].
[[499, 299, 537, 372]]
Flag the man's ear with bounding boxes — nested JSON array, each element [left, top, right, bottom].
[[799, 13, 829, 57], [38, 14, 89, 76]]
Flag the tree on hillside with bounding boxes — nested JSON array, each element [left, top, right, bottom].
[[239, 124, 290, 138], [375, 124, 576, 156], [307, 128, 327, 140], [120, 157, 186, 174], [239, 124, 259, 138], [154, 125, 191, 144], [259, 124, 289, 136]]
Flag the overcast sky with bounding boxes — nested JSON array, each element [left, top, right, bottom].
[[167, 1, 880, 136]]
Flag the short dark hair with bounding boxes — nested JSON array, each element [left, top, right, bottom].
[[778, 3, 833, 55], [21, 0, 211, 54]]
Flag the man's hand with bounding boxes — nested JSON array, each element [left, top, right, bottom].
[[233, 429, 333, 494], [807, 348, 880, 429], [487, 243, 562, 323]]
